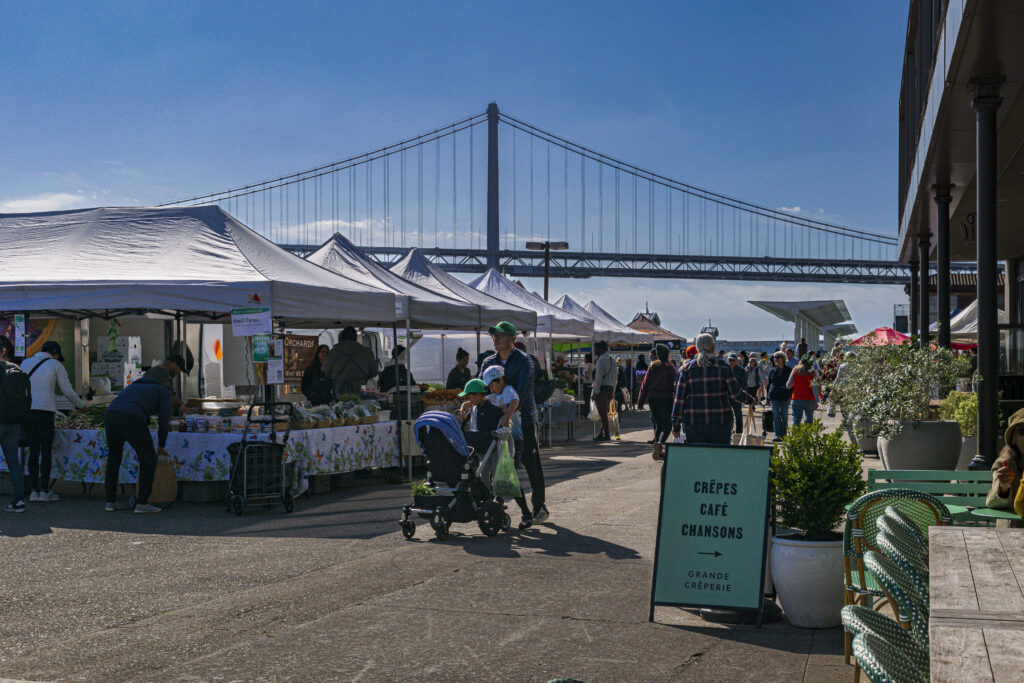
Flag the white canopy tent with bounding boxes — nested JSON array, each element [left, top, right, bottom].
[[948, 299, 1007, 342], [388, 248, 537, 332], [306, 234, 478, 330], [579, 298, 651, 344], [469, 269, 594, 339], [0, 206, 397, 327]]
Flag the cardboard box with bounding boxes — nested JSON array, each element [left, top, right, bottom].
[[96, 336, 142, 363]]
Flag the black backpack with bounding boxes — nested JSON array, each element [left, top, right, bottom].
[[0, 361, 32, 424]]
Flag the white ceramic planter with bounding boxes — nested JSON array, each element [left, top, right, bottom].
[[878, 420, 962, 470], [957, 436, 978, 470], [770, 534, 843, 628]]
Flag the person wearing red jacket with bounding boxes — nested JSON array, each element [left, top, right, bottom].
[[636, 344, 677, 444]]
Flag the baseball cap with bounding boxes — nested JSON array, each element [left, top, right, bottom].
[[487, 321, 517, 337], [458, 378, 489, 397], [482, 365, 505, 385], [727, 353, 738, 361], [41, 341, 65, 362], [166, 354, 190, 375]]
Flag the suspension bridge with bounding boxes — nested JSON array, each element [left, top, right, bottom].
[[159, 103, 969, 284]]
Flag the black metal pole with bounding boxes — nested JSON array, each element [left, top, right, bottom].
[[909, 261, 919, 337], [486, 102, 500, 269], [970, 79, 1003, 470], [919, 236, 931, 348], [935, 186, 952, 349], [543, 242, 550, 301]]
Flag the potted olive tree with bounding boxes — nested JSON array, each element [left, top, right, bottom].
[[830, 343, 968, 469], [771, 421, 867, 628], [938, 390, 978, 469]]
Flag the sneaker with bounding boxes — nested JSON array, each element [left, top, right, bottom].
[[40, 491, 60, 502], [4, 501, 26, 513], [104, 502, 117, 512], [613, 433, 621, 440], [133, 504, 162, 514], [593, 434, 611, 442], [518, 513, 533, 530], [533, 505, 549, 524], [29, 491, 41, 502], [646, 439, 655, 445]]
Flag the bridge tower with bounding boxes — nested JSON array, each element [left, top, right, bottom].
[[486, 102, 500, 268]]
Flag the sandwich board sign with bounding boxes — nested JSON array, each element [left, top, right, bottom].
[[650, 443, 772, 623]]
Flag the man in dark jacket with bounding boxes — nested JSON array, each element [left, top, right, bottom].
[[103, 377, 172, 513], [727, 354, 747, 434], [480, 322, 546, 527], [0, 336, 26, 512], [765, 351, 793, 438]]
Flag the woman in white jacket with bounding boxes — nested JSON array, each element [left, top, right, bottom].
[[20, 341, 83, 502]]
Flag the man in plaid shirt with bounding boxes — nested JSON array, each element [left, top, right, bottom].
[[671, 333, 748, 445]]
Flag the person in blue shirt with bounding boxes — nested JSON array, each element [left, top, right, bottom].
[[103, 377, 172, 513]]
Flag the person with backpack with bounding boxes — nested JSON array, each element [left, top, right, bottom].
[[636, 344, 676, 444], [0, 335, 29, 512], [21, 341, 84, 502], [322, 326, 378, 396]]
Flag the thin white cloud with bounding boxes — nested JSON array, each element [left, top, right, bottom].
[[778, 205, 801, 213], [0, 192, 91, 213]]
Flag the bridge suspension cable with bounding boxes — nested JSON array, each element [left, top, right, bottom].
[[157, 103, 911, 280]]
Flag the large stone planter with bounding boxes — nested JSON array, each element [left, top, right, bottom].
[[878, 420, 962, 470], [850, 418, 878, 453], [771, 534, 844, 628], [956, 436, 978, 470]]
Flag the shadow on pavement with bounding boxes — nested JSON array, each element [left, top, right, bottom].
[[0, 450, 630, 541]]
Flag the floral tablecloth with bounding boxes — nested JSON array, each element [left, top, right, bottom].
[[0, 422, 399, 487]]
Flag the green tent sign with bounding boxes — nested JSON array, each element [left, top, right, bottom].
[[650, 443, 771, 619]]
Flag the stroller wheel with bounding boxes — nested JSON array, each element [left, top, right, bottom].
[[283, 492, 295, 513], [231, 495, 245, 516], [501, 512, 512, 532], [401, 520, 416, 539], [434, 522, 450, 541], [477, 502, 503, 537]]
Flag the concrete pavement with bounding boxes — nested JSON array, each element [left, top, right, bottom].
[[0, 411, 850, 682]]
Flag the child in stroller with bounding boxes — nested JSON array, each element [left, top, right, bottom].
[[399, 382, 514, 541]]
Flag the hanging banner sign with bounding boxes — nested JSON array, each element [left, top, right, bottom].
[[13, 314, 26, 357], [283, 335, 318, 384], [231, 307, 272, 337], [267, 337, 285, 385], [650, 443, 772, 619], [252, 334, 270, 363]]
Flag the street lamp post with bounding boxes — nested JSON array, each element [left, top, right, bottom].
[[526, 241, 569, 301]]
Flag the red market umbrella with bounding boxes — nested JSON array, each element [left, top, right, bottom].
[[850, 327, 911, 346]]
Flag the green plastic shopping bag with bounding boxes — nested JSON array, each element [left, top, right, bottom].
[[491, 440, 522, 498]]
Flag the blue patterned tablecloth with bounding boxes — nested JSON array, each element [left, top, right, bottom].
[[0, 422, 399, 486]]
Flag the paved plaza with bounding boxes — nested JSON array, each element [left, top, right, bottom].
[[0, 410, 861, 682]]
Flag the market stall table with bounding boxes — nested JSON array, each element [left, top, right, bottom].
[[929, 526, 1024, 681], [0, 422, 399, 495]]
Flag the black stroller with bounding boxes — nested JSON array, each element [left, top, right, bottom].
[[400, 410, 512, 541]]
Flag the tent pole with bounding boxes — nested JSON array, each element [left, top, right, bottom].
[[476, 327, 481, 361], [440, 334, 446, 386], [405, 315, 412, 483], [391, 323, 403, 481]]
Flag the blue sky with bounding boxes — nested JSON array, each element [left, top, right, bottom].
[[0, 2, 910, 341]]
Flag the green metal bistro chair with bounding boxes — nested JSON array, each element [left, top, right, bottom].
[[851, 632, 928, 683], [864, 550, 929, 649], [875, 530, 929, 603], [841, 605, 929, 681], [876, 516, 929, 574], [883, 505, 929, 548], [843, 489, 949, 664]]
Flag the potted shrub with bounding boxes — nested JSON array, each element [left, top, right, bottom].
[[830, 342, 968, 469], [771, 421, 867, 628], [938, 390, 978, 469]]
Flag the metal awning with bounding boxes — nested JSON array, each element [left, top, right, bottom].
[[747, 300, 852, 329]]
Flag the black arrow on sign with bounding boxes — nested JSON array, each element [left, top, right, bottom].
[[697, 551, 722, 557]]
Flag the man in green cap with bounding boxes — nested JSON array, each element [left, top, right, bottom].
[[479, 321, 547, 527]]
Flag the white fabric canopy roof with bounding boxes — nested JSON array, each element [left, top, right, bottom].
[[468, 269, 593, 339], [948, 299, 1007, 341], [306, 234, 478, 330], [388, 248, 537, 331], [0, 205, 397, 327], [582, 299, 652, 344]]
